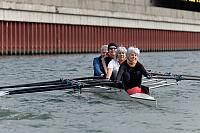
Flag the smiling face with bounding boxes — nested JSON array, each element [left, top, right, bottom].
[[117, 52, 126, 63], [108, 46, 117, 59], [101, 48, 108, 58], [127, 52, 138, 66]]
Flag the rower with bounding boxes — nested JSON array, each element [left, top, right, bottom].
[[116, 46, 151, 95], [93, 45, 108, 78], [104, 43, 118, 66], [106, 46, 127, 81]]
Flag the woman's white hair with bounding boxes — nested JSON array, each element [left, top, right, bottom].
[[116, 46, 127, 54], [100, 45, 108, 51], [126, 47, 140, 57]]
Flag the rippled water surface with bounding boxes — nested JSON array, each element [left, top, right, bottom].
[[0, 51, 200, 133]]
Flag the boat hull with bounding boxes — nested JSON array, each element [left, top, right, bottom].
[[88, 86, 157, 107]]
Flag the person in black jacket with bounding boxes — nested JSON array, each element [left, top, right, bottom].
[[116, 46, 151, 95]]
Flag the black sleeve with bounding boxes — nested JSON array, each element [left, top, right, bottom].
[[116, 64, 125, 81], [138, 62, 149, 77]]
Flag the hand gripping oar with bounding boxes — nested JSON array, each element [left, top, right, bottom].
[[0, 80, 115, 96], [0, 76, 102, 90]]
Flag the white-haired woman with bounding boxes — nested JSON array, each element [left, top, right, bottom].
[[116, 47, 151, 95], [93, 45, 108, 78], [106, 46, 127, 80]]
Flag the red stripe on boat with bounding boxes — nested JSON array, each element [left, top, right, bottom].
[[127, 87, 145, 95]]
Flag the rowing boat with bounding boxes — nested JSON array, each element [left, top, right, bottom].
[[1, 72, 192, 107]]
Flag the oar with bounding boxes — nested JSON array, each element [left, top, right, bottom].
[[0, 80, 62, 89], [178, 74, 200, 78], [152, 76, 200, 81], [5, 79, 110, 92], [0, 81, 115, 96], [72, 76, 102, 80], [150, 72, 200, 79], [0, 76, 102, 90], [150, 72, 171, 76]]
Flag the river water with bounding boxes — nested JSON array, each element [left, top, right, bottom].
[[0, 51, 199, 133]]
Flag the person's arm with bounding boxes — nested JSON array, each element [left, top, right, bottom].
[[115, 64, 125, 89], [93, 57, 103, 76], [139, 62, 151, 78], [106, 68, 113, 79], [116, 63, 124, 81], [106, 61, 114, 79]]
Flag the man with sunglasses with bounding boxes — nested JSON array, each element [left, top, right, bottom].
[[93, 42, 118, 79], [104, 43, 118, 66]]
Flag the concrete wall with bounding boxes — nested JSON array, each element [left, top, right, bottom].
[[1, 0, 200, 32]]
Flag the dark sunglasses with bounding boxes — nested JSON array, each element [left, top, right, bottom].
[[109, 47, 117, 50]]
